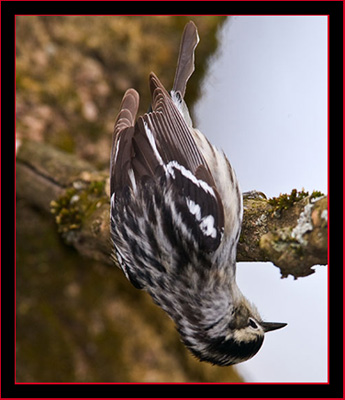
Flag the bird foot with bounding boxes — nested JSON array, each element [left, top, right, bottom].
[[242, 190, 267, 200]]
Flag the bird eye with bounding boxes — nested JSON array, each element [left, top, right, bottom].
[[249, 318, 258, 329]]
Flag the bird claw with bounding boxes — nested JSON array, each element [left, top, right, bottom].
[[242, 190, 267, 200]]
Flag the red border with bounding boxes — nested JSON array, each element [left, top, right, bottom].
[[13, 13, 331, 388]]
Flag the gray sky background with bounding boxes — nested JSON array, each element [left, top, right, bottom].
[[194, 16, 328, 382]]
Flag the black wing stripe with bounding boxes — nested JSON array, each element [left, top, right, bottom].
[[159, 164, 223, 253]]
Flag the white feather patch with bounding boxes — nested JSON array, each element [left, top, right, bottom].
[[143, 120, 164, 166], [186, 198, 217, 238], [128, 168, 137, 193], [186, 198, 202, 220], [166, 160, 216, 198], [199, 215, 217, 238]]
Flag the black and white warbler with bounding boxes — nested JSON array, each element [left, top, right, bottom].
[[110, 21, 286, 366]]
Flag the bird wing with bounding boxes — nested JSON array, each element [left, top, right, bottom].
[[111, 73, 225, 255]]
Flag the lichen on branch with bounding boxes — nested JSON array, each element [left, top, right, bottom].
[[238, 191, 327, 278]]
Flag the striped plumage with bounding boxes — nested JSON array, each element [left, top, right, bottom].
[[110, 21, 286, 366]]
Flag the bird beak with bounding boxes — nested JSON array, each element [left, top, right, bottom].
[[261, 321, 287, 333]]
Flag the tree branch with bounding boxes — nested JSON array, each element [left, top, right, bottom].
[[16, 139, 327, 279]]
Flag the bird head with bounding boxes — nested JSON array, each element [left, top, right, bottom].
[[181, 297, 287, 366]]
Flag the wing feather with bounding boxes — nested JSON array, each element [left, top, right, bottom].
[[111, 73, 225, 256], [111, 89, 139, 194], [147, 72, 207, 174]]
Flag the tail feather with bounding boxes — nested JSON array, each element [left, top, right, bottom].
[[172, 21, 199, 98]]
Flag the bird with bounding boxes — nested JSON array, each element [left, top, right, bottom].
[[110, 21, 286, 366]]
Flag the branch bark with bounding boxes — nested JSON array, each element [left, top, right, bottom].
[[16, 139, 328, 279]]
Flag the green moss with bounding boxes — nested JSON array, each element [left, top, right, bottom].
[[268, 189, 309, 212], [268, 189, 325, 215], [88, 180, 106, 196], [50, 179, 107, 234], [310, 190, 325, 200], [238, 233, 245, 243], [49, 129, 76, 154]]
